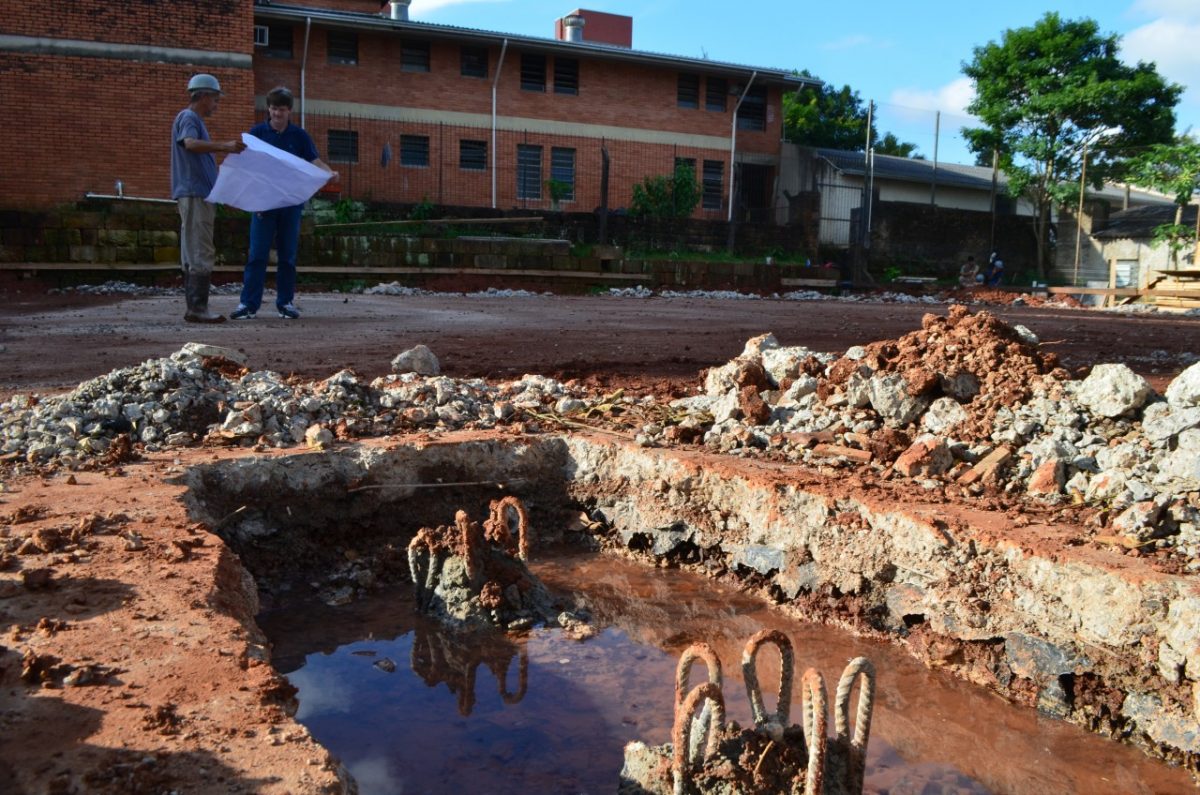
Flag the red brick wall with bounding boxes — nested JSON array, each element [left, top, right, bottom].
[[252, 24, 783, 214], [256, 31, 781, 146], [0, 0, 247, 50], [0, 0, 253, 208]]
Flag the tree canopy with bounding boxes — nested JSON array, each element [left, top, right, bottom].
[[1130, 136, 1200, 265], [962, 12, 1182, 276], [783, 71, 921, 157]]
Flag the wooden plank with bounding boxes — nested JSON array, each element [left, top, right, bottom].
[[314, 216, 544, 230], [0, 262, 180, 272], [780, 277, 838, 287], [0, 262, 649, 282]]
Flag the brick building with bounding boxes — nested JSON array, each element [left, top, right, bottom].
[[1, 0, 811, 217]]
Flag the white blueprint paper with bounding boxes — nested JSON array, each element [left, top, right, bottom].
[[206, 133, 331, 212]]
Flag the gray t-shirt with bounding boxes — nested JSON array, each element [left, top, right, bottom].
[[171, 108, 218, 199]]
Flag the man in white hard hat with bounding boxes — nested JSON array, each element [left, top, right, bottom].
[[171, 73, 245, 323]]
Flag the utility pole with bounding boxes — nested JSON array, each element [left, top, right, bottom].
[[1073, 143, 1088, 286]]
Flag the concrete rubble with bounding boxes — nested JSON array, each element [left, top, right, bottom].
[[4, 304, 1200, 774]]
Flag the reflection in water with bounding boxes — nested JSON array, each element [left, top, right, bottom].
[[260, 552, 1197, 795], [409, 622, 528, 716]]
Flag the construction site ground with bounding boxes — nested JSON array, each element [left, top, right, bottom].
[[2, 283, 1199, 794]]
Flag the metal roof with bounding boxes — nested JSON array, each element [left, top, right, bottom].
[[253, 2, 816, 88], [815, 148, 1003, 191], [1092, 204, 1197, 239], [815, 147, 1179, 205]]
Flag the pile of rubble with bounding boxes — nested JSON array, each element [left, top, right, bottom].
[[0, 342, 585, 466], [652, 306, 1200, 564], [3, 306, 1198, 564]]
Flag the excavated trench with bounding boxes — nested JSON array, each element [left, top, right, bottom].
[[183, 435, 1200, 793]]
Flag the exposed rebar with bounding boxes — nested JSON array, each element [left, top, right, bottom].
[[741, 629, 794, 733], [834, 656, 875, 795], [672, 682, 725, 795], [800, 667, 828, 795]]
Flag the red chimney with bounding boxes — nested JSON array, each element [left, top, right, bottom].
[[555, 9, 632, 47]]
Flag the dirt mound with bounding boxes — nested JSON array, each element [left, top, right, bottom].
[[821, 304, 1069, 439]]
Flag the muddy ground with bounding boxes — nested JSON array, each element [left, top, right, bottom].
[[1, 284, 1199, 794]]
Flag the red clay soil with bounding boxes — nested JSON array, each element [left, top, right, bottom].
[[1, 284, 1199, 793]]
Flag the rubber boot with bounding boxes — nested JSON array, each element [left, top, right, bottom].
[[184, 271, 226, 324]]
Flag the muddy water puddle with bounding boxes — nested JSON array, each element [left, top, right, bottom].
[[259, 552, 1195, 794]]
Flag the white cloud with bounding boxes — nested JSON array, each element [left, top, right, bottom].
[[1122, 17, 1200, 134], [1130, 0, 1200, 23], [888, 77, 977, 118]]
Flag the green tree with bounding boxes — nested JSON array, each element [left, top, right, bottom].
[[962, 12, 1182, 278], [1130, 136, 1200, 266], [875, 133, 922, 159], [630, 161, 700, 219], [783, 71, 921, 157]]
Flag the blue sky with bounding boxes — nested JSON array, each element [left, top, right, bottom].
[[408, 0, 1200, 166]]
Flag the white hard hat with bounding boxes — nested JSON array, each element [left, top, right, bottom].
[[186, 73, 223, 95]]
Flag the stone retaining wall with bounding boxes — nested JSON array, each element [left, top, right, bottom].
[[0, 202, 832, 292]]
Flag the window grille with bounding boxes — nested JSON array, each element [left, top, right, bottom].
[[521, 53, 546, 92], [677, 74, 699, 108], [517, 144, 543, 199], [400, 135, 429, 167], [327, 30, 358, 65], [554, 58, 578, 95], [402, 40, 430, 72], [327, 130, 359, 163], [461, 46, 488, 78], [702, 160, 723, 210], [460, 139, 487, 171], [550, 147, 575, 200]]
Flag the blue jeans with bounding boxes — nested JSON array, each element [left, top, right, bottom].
[[241, 204, 303, 311]]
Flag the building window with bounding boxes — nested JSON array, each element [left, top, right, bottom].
[[521, 53, 546, 91], [702, 160, 723, 210], [401, 39, 430, 72], [400, 135, 429, 167], [461, 45, 488, 78], [517, 144, 542, 200], [327, 130, 358, 163], [705, 77, 727, 112], [737, 84, 767, 131], [677, 73, 699, 109], [327, 30, 358, 65], [554, 57, 578, 95], [460, 139, 487, 171], [550, 147, 575, 201], [262, 24, 293, 59]]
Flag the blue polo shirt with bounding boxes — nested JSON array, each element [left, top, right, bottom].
[[249, 121, 319, 162]]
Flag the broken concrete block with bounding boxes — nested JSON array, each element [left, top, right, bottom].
[[391, 344, 440, 376], [305, 424, 333, 450], [893, 435, 953, 478], [1166, 361, 1200, 409], [938, 370, 981, 401], [868, 372, 929, 427], [922, 396, 969, 435], [1077, 364, 1153, 418], [175, 342, 248, 366], [1027, 458, 1065, 495], [741, 332, 779, 357]]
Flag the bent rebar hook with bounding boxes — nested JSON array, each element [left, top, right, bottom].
[[835, 656, 876, 795], [672, 681, 725, 795], [742, 629, 794, 734]]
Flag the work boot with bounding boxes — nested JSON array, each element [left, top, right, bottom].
[[183, 271, 226, 324]]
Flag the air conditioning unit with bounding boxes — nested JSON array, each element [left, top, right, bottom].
[[253, 25, 269, 46]]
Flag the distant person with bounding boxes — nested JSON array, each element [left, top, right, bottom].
[[171, 73, 246, 323], [231, 86, 338, 320], [986, 252, 1005, 286], [959, 255, 978, 287]]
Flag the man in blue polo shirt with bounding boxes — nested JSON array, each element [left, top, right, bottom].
[[231, 86, 338, 320]]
